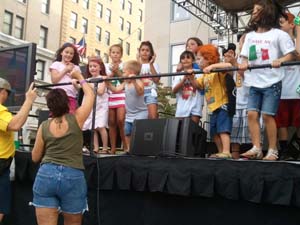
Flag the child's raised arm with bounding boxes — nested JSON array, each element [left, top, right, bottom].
[[131, 75, 144, 96]]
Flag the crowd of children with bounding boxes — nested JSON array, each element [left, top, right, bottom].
[[48, 0, 300, 161]]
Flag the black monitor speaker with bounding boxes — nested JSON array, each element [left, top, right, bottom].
[[130, 119, 178, 156], [130, 118, 207, 157], [177, 118, 207, 157]]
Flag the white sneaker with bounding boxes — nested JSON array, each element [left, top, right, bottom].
[[82, 146, 89, 153]]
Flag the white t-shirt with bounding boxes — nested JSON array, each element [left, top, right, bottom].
[[241, 28, 295, 88], [172, 74, 204, 118], [140, 63, 160, 95], [281, 64, 300, 99]]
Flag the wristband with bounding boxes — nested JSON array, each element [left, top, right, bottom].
[[294, 16, 300, 26], [80, 80, 87, 85]]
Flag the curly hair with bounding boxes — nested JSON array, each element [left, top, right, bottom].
[[54, 43, 80, 65], [86, 56, 107, 78], [197, 44, 220, 65], [46, 89, 69, 117], [139, 41, 155, 61]]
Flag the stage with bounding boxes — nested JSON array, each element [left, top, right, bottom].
[[5, 151, 300, 225]]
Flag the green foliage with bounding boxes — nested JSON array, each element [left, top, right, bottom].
[[157, 82, 176, 118]]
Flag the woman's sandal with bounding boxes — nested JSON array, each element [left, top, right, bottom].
[[99, 149, 109, 154]]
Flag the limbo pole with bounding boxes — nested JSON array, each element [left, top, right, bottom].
[[35, 61, 300, 89]]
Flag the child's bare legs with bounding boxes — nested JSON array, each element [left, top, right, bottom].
[[248, 111, 261, 148], [98, 127, 108, 151], [108, 108, 117, 153], [220, 132, 230, 154], [231, 143, 240, 159], [117, 107, 127, 151], [125, 135, 131, 153], [147, 103, 158, 119], [93, 131, 100, 153], [263, 114, 277, 150], [213, 135, 223, 153]]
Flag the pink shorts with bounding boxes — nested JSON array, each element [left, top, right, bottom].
[[68, 96, 77, 114], [275, 99, 300, 128]]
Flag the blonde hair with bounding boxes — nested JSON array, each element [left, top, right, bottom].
[[124, 60, 142, 75]]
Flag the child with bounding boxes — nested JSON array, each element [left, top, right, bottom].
[[106, 60, 148, 153], [82, 56, 109, 154], [275, 12, 300, 160], [239, 0, 295, 160], [172, 50, 203, 124], [105, 44, 127, 154], [191, 44, 233, 158], [50, 43, 81, 114], [137, 41, 160, 119], [177, 37, 203, 71]]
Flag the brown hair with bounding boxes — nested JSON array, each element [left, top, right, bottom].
[[86, 56, 107, 78], [186, 37, 203, 48], [139, 41, 155, 61], [46, 89, 69, 117], [109, 44, 123, 56], [54, 43, 80, 65]]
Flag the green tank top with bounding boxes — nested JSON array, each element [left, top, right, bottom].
[[41, 114, 84, 169]]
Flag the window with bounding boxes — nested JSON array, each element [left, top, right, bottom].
[[72, 0, 78, 3], [103, 53, 109, 63], [39, 26, 48, 48], [69, 36, 76, 44], [137, 28, 142, 41], [105, 9, 111, 23], [36, 60, 45, 80], [126, 42, 130, 55], [17, 0, 26, 3], [3, 11, 13, 35], [96, 3, 103, 18], [15, 16, 24, 39], [41, 0, 50, 14], [118, 38, 123, 45], [128, 1, 132, 14], [96, 26, 101, 41], [171, 44, 185, 71], [119, 17, 124, 31], [95, 49, 101, 56], [70, 12, 77, 28], [138, 9, 143, 22], [82, 0, 89, 9], [126, 21, 131, 35], [120, 0, 125, 9], [172, 2, 190, 21], [82, 17, 88, 33], [105, 31, 110, 46]]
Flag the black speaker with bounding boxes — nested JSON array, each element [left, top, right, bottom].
[[130, 119, 178, 156], [130, 118, 207, 157], [177, 118, 207, 157]]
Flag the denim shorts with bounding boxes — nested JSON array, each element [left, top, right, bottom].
[[144, 95, 157, 105], [210, 108, 233, 137], [125, 121, 133, 136], [0, 169, 11, 214], [32, 163, 87, 214], [247, 81, 282, 116]]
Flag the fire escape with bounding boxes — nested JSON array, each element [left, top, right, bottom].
[[171, 0, 249, 40]]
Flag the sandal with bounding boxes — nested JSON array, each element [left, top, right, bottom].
[[263, 149, 278, 161], [99, 149, 109, 154], [209, 152, 232, 159], [241, 146, 263, 159]]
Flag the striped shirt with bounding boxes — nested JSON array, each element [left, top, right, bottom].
[[105, 63, 125, 108]]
